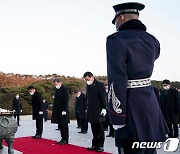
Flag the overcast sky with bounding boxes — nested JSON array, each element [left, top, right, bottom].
[[0, 0, 179, 81]]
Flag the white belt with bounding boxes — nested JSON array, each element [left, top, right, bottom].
[[127, 78, 151, 88]]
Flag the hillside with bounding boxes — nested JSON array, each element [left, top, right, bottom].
[[0, 72, 179, 119]]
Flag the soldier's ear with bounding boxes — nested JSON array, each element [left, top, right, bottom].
[[120, 15, 125, 21]]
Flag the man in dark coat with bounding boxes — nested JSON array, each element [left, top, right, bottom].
[[76, 91, 88, 134], [107, 2, 169, 154], [27, 86, 43, 139], [74, 94, 81, 129], [42, 99, 49, 122], [84, 72, 107, 152], [51, 78, 70, 145], [12, 93, 22, 126], [160, 79, 180, 138]]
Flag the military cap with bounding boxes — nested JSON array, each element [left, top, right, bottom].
[[112, 2, 145, 24]]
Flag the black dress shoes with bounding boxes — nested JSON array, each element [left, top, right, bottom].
[[78, 131, 83, 133], [57, 139, 68, 145], [96, 147, 104, 152], [78, 131, 87, 134], [87, 146, 96, 151], [32, 134, 42, 139]]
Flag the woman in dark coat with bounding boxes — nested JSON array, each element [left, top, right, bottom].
[[51, 78, 70, 144], [12, 93, 22, 126]]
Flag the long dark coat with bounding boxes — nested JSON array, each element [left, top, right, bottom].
[[160, 88, 180, 124], [76, 93, 87, 119], [86, 79, 106, 123], [106, 19, 169, 145], [31, 90, 43, 120], [51, 85, 70, 124], [12, 98, 22, 114]]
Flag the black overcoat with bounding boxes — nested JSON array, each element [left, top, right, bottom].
[[76, 93, 87, 119], [51, 85, 70, 124], [160, 88, 180, 124], [86, 79, 106, 123], [31, 91, 43, 120], [12, 98, 22, 114]]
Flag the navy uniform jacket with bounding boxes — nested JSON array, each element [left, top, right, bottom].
[[106, 19, 169, 143]]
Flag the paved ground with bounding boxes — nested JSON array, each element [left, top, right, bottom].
[[0, 115, 180, 154]]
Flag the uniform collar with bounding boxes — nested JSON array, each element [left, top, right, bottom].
[[118, 19, 146, 31]]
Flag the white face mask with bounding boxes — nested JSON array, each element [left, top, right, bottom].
[[30, 92, 34, 95], [163, 85, 170, 90], [87, 80, 93, 85], [55, 85, 61, 89], [16, 95, 19, 99], [105, 89, 108, 93]]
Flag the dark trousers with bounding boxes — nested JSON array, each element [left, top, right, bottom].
[[103, 119, 108, 130], [14, 113, 20, 125], [117, 140, 157, 154], [36, 116, 43, 135], [59, 124, 69, 142], [167, 123, 179, 137], [80, 118, 88, 132], [91, 122, 105, 148], [43, 111, 48, 121], [75, 112, 81, 128], [108, 123, 114, 136]]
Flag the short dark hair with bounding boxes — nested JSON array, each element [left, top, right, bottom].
[[53, 78, 61, 83], [162, 79, 170, 85], [83, 72, 93, 78], [27, 86, 35, 90]]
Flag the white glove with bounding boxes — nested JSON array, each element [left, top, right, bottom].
[[62, 111, 67, 115], [39, 111, 43, 115], [113, 125, 126, 130], [100, 109, 107, 116], [20, 110, 22, 112]]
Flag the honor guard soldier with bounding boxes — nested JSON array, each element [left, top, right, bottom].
[[106, 2, 169, 154]]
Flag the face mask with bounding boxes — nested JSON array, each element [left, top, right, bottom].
[[163, 85, 170, 90], [87, 81, 93, 85], [16, 96, 19, 99], [55, 85, 61, 89], [106, 89, 108, 93], [30, 92, 34, 95]]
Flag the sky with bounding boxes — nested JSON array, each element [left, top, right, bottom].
[[0, 0, 179, 81]]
